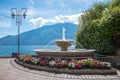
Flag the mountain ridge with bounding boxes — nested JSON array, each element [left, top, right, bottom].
[[0, 23, 78, 45]]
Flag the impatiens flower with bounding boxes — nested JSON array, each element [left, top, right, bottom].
[[55, 62, 64, 68], [75, 64, 82, 69], [81, 59, 87, 65], [104, 62, 111, 68], [49, 60, 56, 67], [31, 58, 39, 65], [78, 60, 83, 64], [61, 60, 68, 67], [39, 60, 46, 66], [68, 62, 75, 68], [92, 63, 97, 67], [24, 55, 32, 63]]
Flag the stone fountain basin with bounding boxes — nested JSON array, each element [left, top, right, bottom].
[[34, 49, 95, 57]]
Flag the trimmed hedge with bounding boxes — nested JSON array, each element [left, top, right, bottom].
[[76, 11, 120, 55]]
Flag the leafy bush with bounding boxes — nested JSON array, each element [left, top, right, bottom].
[[76, 0, 120, 55], [76, 11, 120, 55]]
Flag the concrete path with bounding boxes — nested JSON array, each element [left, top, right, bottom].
[[0, 58, 120, 80]]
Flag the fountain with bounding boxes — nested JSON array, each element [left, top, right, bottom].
[[34, 27, 95, 58], [15, 27, 117, 75]]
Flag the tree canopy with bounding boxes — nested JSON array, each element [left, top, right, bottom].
[[76, 0, 120, 55]]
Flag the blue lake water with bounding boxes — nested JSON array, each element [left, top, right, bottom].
[[0, 45, 75, 56], [0, 45, 58, 56]]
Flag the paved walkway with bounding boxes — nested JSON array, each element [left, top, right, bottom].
[[0, 58, 120, 80]]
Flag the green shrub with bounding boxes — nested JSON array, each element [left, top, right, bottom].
[[76, 11, 120, 55]]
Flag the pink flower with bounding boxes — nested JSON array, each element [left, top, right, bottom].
[[39, 60, 46, 66], [75, 64, 82, 69], [55, 62, 64, 68]]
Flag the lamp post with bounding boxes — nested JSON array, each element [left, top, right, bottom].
[[11, 8, 27, 55]]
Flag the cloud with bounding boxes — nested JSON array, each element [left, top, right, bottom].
[[29, 13, 83, 27], [27, 9, 37, 17], [0, 21, 11, 27], [0, 16, 11, 27]]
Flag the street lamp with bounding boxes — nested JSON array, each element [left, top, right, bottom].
[[11, 8, 27, 56]]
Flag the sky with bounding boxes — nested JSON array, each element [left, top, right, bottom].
[[0, 0, 111, 38]]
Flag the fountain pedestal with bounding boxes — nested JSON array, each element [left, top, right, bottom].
[[55, 41, 73, 51]]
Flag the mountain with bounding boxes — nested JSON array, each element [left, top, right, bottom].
[[0, 23, 78, 45]]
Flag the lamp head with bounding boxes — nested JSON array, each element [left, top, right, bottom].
[[23, 13, 26, 18], [11, 12, 15, 19]]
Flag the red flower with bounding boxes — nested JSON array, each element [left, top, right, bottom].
[[55, 62, 64, 68], [39, 60, 46, 66], [75, 64, 82, 69], [92, 63, 97, 67]]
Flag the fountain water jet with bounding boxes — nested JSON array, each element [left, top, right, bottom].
[[62, 27, 66, 41]]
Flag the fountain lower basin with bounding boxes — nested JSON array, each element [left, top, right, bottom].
[[34, 49, 95, 58]]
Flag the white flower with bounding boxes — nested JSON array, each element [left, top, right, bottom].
[[49, 61, 56, 67], [68, 62, 75, 68]]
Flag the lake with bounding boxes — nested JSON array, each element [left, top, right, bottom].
[[0, 45, 75, 56]]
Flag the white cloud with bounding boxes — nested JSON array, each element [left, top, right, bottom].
[[0, 21, 11, 27], [0, 16, 11, 27], [29, 13, 83, 27], [30, 17, 46, 27], [27, 9, 37, 17]]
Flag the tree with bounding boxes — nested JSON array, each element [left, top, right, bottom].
[[76, 0, 120, 55]]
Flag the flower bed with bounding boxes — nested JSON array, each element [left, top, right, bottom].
[[16, 55, 117, 74], [18, 55, 111, 69]]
